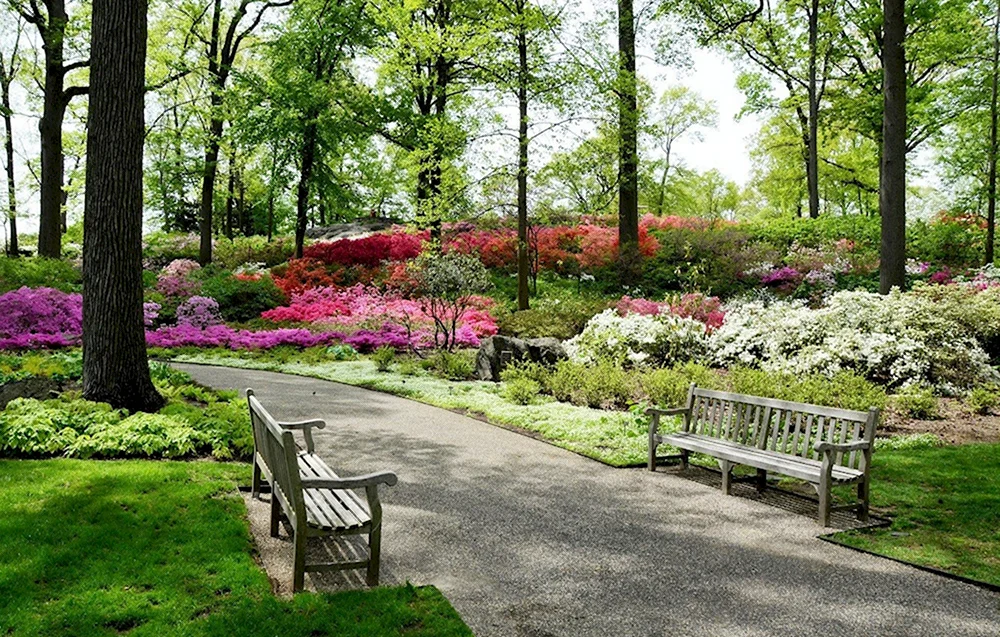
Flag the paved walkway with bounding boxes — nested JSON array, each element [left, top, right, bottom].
[[177, 364, 1000, 637]]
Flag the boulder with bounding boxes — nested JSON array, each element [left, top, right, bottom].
[[526, 337, 567, 366], [0, 377, 62, 409], [305, 220, 396, 241], [475, 335, 530, 382]]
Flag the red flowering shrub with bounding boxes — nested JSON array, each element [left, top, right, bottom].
[[304, 231, 425, 268], [669, 293, 725, 331], [271, 259, 343, 296]]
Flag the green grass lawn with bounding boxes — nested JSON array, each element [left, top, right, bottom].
[[0, 459, 472, 637], [831, 444, 1000, 588]]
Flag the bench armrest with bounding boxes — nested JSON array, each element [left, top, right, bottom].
[[645, 407, 688, 417], [301, 471, 399, 490], [278, 419, 326, 430], [814, 440, 870, 453]]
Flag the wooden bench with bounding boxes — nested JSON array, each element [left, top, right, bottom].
[[648, 384, 879, 527], [247, 389, 398, 592]]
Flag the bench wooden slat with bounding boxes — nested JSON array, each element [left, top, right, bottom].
[[247, 390, 396, 591], [648, 384, 879, 526], [660, 433, 864, 483]]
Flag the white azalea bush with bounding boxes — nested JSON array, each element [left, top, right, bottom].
[[564, 309, 708, 368], [711, 290, 998, 392]]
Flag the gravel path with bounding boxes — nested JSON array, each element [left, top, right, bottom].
[[176, 363, 1000, 637]]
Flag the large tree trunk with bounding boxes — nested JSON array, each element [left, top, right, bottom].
[[879, 0, 907, 293], [516, 4, 530, 311], [617, 0, 640, 284], [224, 151, 235, 240], [295, 120, 318, 259], [82, 0, 163, 412], [987, 0, 1000, 266], [1, 55, 17, 257], [806, 0, 820, 219], [38, 11, 69, 259]]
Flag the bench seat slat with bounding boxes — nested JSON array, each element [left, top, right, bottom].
[[659, 432, 864, 484], [298, 452, 372, 523]]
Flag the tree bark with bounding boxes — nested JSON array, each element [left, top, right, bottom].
[[617, 0, 640, 285], [987, 0, 999, 266], [806, 0, 820, 219], [82, 0, 163, 412], [1, 50, 17, 256], [879, 0, 907, 293], [224, 150, 235, 240], [37, 0, 70, 258], [295, 120, 318, 259], [655, 143, 672, 216], [516, 1, 530, 311]]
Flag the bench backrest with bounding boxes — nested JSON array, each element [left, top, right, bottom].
[[248, 391, 306, 530], [683, 386, 878, 471]]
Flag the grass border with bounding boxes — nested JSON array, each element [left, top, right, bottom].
[[818, 533, 1000, 594]]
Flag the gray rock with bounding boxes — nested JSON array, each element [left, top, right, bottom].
[[525, 337, 567, 366], [0, 377, 63, 409], [475, 335, 530, 382], [305, 220, 396, 241]]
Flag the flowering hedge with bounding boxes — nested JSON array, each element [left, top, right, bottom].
[[0, 287, 83, 349], [711, 290, 998, 391], [565, 308, 709, 368]]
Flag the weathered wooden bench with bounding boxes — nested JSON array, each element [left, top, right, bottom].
[[648, 384, 879, 526], [247, 389, 398, 592]]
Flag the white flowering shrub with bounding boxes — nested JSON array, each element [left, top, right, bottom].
[[565, 309, 708, 368], [711, 290, 998, 392]]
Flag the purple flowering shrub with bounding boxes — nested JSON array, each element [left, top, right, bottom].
[[176, 296, 223, 328], [143, 302, 161, 328], [0, 287, 83, 349]]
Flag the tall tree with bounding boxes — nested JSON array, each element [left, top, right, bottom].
[[10, 0, 89, 257], [648, 85, 716, 215], [988, 0, 999, 265], [190, 0, 290, 264], [879, 0, 906, 293], [82, 0, 163, 411], [0, 16, 21, 256], [617, 0, 640, 283]]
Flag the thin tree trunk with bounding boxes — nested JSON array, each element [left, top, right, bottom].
[[617, 0, 640, 285], [806, 0, 820, 219], [224, 151, 235, 240], [295, 120, 318, 259], [879, 0, 907, 293], [82, 0, 163, 412], [516, 1, 529, 311], [1, 53, 18, 256], [655, 144, 672, 216], [987, 0, 999, 266]]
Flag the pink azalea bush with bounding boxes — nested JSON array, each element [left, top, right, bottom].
[[0, 287, 83, 349], [261, 285, 498, 340], [176, 296, 223, 328], [613, 293, 725, 332]]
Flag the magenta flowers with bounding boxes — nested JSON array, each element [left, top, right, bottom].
[[0, 287, 83, 349]]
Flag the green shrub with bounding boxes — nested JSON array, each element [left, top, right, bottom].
[[428, 351, 476, 381], [326, 344, 359, 361], [891, 385, 940, 419], [213, 236, 297, 269], [966, 385, 999, 415], [199, 270, 286, 322], [640, 362, 720, 408], [371, 346, 396, 372], [0, 257, 82, 293], [498, 360, 551, 388], [548, 360, 635, 409], [907, 219, 985, 268], [912, 284, 1000, 360], [70, 413, 199, 459], [641, 226, 754, 297], [501, 377, 542, 405], [727, 368, 887, 413], [397, 358, 422, 376], [874, 432, 942, 451], [496, 298, 611, 340]]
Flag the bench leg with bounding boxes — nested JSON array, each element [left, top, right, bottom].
[[680, 450, 689, 471], [293, 527, 306, 593], [648, 414, 659, 472], [367, 523, 382, 587], [857, 477, 870, 522], [719, 460, 733, 496], [270, 493, 281, 538], [755, 468, 767, 493], [251, 460, 262, 500], [818, 454, 834, 527]]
